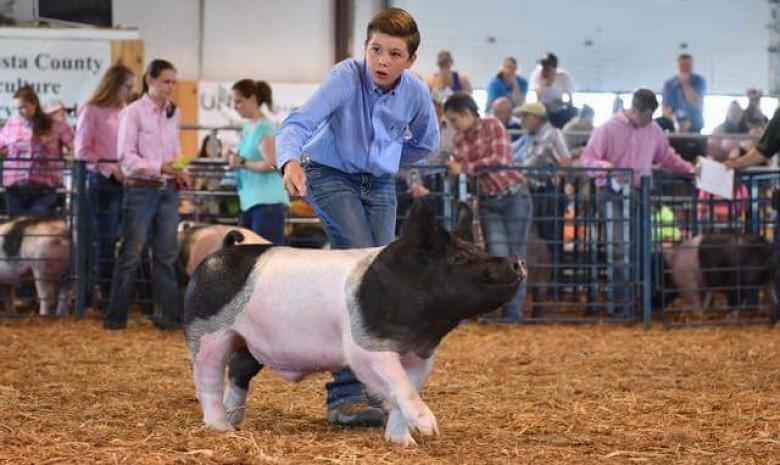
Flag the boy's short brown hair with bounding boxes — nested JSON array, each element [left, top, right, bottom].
[[366, 8, 420, 55]]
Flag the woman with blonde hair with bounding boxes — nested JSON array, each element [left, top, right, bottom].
[[75, 63, 135, 308]]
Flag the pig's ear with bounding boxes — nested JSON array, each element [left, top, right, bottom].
[[451, 202, 474, 243], [403, 199, 447, 251]]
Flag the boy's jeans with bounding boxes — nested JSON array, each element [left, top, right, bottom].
[[304, 161, 396, 410]]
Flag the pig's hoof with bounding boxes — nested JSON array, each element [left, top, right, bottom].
[[385, 428, 417, 447], [409, 406, 439, 437], [204, 419, 235, 432], [226, 407, 245, 427]]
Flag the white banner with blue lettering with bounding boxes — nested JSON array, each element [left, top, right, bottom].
[[0, 39, 111, 123]]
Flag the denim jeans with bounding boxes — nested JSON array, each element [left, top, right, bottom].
[[5, 184, 59, 218], [598, 187, 633, 316], [104, 184, 180, 326], [88, 173, 123, 304], [238, 203, 287, 245], [304, 161, 396, 409], [479, 184, 533, 320]]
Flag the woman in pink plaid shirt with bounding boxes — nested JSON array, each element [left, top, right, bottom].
[[443, 92, 532, 324], [0, 85, 74, 217]]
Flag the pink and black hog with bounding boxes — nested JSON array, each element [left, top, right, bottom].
[[178, 223, 270, 278], [183, 201, 526, 446], [0, 217, 70, 315], [658, 233, 778, 320]]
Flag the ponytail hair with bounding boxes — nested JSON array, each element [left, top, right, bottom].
[[142, 59, 177, 118], [232, 79, 273, 111], [13, 85, 52, 140]]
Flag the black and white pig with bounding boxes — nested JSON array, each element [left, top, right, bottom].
[[0, 216, 70, 315], [658, 233, 778, 320], [183, 201, 526, 446]]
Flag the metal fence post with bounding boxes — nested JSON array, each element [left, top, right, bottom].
[[74, 160, 89, 320], [640, 175, 652, 327]]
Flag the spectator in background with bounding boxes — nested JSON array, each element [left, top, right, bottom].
[[530, 53, 576, 128], [485, 57, 527, 112], [104, 59, 191, 331], [611, 95, 625, 115], [707, 100, 749, 161], [563, 104, 594, 133], [580, 89, 693, 312], [563, 104, 595, 155], [490, 97, 522, 141], [662, 54, 706, 133], [75, 63, 136, 309], [445, 93, 531, 324], [44, 99, 69, 125], [744, 88, 768, 131], [654, 105, 676, 133], [511, 102, 571, 266], [0, 85, 73, 217], [227, 80, 289, 245], [405, 93, 455, 201], [426, 50, 472, 100]]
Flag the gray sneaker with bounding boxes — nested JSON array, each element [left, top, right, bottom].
[[326, 400, 386, 427]]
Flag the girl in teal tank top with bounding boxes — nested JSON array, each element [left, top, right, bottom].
[[228, 80, 289, 244]]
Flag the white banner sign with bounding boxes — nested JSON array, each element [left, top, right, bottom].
[[0, 39, 111, 122], [197, 81, 319, 155]]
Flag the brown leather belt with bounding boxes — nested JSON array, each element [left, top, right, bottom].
[[125, 178, 172, 190]]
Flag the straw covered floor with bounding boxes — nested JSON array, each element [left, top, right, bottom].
[[1, 318, 778, 464]]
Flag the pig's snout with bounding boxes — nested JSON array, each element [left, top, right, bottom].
[[512, 258, 527, 281]]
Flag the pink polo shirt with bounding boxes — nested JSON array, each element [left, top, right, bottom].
[[75, 104, 122, 177], [117, 94, 180, 179], [0, 116, 74, 187], [580, 110, 693, 187]]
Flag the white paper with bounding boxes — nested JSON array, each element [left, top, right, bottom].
[[696, 158, 734, 199]]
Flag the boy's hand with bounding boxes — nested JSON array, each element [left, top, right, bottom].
[[283, 161, 307, 196]]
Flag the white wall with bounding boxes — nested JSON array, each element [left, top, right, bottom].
[[4, 0, 775, 92], [395, 0, 772, 95], [113, 0, 201, 79], [201, 0, 334, 82]]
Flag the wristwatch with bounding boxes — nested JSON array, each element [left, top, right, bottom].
[[239, 157, 247, 166]]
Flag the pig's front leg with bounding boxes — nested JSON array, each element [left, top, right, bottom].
[[384, 353, 437, 446], [347, 347, 438, 446], [192, 330, 240, 431]]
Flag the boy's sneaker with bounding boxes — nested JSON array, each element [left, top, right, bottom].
[[326, 400, 385, 427]]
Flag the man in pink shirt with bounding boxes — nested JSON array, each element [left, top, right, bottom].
[[580, 88, 693, 315], [104, 59, 190, 331]]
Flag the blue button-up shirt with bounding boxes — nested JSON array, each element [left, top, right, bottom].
[[662, 73, 706, 132], [276, 59, 440, 177]]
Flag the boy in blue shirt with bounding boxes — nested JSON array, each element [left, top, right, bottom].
[[276, 8, 440, 427]]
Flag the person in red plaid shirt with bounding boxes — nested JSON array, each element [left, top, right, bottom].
[[444, 92, 532, 324], [0, 85, 73, 217]]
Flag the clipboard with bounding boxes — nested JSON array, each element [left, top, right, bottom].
[[695, 157, 734, 199]]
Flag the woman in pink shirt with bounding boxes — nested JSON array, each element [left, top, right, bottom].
[[104, 59, 189, 331], [0, 85, 74, 217], [75, 63, 136, 308]]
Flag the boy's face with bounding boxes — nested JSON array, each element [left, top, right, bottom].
[[365, 32, 416, 91]]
